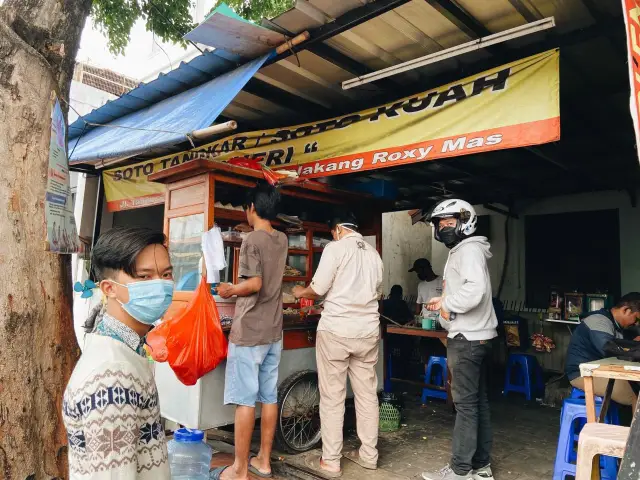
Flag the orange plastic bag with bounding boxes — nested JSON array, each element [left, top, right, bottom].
[[147, 276, 228, 385]]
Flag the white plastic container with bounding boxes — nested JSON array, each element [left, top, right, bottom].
[[167, 428, 212, 479]]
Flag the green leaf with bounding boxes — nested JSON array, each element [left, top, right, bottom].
[[91, 0, 195, 55], [209, 0, 294, 24]]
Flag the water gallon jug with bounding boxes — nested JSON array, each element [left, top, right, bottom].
[[167, 428, 212, 480]]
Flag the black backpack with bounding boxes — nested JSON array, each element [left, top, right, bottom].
[[603, 338, 640, 362]]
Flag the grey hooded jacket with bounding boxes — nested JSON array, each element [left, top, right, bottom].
[[442, 236, 498, 341]]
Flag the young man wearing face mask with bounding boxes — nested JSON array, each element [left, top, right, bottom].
[[410, 258, 443, 326], [213, 182, 288, 480], [421, 200, 498, 480], [63, 227, 174, 479], [293, 211, 384, 478]]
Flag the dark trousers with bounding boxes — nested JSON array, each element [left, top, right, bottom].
[[448, 335, 493, 475]]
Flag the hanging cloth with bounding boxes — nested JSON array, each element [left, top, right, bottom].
[[201, 225, 226, 284]]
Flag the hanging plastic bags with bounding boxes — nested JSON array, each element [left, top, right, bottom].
[[147, 275, 228, 386]]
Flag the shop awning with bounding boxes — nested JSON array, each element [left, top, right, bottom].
[[68, 53, 270, 165]]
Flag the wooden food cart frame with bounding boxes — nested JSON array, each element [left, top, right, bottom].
[[148, 159, 386, 453]]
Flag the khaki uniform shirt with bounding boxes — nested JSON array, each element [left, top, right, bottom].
[[311, 233, 384, 338]]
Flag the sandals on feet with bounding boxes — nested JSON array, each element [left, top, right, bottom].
[[210, 466, 230, 480], [304, 454, 342, 478], [343, 449, 377, 470], [248, 453, 273, 478]]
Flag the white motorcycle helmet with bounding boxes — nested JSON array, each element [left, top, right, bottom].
[[426, 199, 478, 243]]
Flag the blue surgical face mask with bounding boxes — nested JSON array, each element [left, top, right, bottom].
[[112, 279, 174, 325]]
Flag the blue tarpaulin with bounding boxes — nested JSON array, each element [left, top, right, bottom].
[[69, 53, 270, 164]]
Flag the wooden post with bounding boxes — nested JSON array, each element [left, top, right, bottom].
[[274, 31, 310, 55], [205, 173, 216, 230], [584, 376, 597, 423], [598, 379, 615, 423]]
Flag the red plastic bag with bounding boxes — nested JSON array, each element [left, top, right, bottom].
[[147, 276, 228, 385]]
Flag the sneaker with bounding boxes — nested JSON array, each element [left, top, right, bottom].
[[422, 465, 472, 480], [471, 465, 494, 480]]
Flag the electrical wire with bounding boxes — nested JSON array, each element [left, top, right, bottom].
[[147, 0, 205, 54], [153, 34, 173, 71]]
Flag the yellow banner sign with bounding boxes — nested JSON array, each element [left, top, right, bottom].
[[103, 49, 559, 211]]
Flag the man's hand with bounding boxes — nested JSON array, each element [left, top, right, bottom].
[[427, 297, 442, 311], [292, 285, 305, 299], [440, 308, 450, 321], [634, 336, 640, 342], [217, 283, 235, 299]]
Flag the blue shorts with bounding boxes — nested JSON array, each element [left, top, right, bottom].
[[224, 340, 283, 407]]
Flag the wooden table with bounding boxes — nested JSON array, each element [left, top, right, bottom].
[[386, 325, 448, 345], [578, 358, 640, 480], [579, 358, 640, 423], [384, 325, 452, 409]]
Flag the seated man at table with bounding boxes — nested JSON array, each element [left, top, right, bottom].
[[565, 292, 640, 406]]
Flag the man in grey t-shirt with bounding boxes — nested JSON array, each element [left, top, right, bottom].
[[214, 183, 287, 480]]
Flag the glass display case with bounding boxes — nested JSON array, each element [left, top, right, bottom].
[[169, 213, 205, 290]]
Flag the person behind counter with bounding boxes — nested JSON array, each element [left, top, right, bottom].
[[422, 199, 498, 480], [410, 258, 443, 322], [293, 211, 384, 478], [63, 227, 174, 479], [565, 292, 640, 406], [382, 285, 413, 325], [213, 182, 288, 480]]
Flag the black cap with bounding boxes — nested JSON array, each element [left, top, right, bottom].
[[409, 258, 432, 273]]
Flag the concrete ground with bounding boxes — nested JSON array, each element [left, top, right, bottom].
[[208, 392, 562, 479], [283, 394, 560, 480]]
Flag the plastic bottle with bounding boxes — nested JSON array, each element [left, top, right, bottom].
[[167, 428, 212, 480]]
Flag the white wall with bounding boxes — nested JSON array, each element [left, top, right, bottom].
[[69, 81, 118, 123], [381, 211, 433, 300]]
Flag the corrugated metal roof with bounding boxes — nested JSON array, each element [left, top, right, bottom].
[[70, 0, 639, 207]]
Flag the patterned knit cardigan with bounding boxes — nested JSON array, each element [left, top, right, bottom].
[[63, 333, 170, 479]]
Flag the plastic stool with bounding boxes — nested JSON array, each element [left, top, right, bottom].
[[571, 387, 605, 402], [503, 353, 544, 401], [422, 356, 447, 403], [567, 387, 620, 462], [552, 398, 619, 480], [575, 424, 629, 480]]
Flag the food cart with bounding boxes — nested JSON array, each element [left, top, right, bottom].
[[148, 159, 386, 453]]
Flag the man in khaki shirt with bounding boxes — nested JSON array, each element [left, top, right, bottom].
[[293, 212, 384, 478]]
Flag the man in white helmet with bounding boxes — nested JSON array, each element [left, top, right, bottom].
[[421, 199, 498, 480]]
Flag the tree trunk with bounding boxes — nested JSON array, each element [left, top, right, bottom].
[[0, 0, 92, 477]]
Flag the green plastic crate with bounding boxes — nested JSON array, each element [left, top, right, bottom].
[[379, 402, 401, 432]]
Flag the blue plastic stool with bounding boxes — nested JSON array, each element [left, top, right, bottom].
[[422, 356, 448, 403], [567, 387, 620, 461], [503, 353, 544, 401], [552, 398, 619, 480]]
